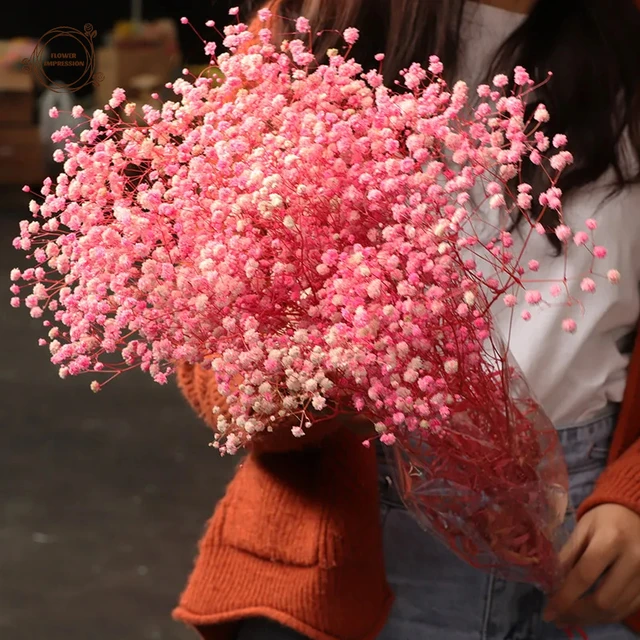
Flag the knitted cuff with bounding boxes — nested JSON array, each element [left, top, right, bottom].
[[577, 442, 640, 518]]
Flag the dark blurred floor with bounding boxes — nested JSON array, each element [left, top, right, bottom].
[[0, 193, 237, 639]]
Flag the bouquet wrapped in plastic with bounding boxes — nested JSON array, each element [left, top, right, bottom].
[[10, 8, 619, 594]]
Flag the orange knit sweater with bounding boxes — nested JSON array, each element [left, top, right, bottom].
[[172, 328, 640, 639]]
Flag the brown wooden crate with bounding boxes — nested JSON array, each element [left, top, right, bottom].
[[0, 62, 34, 124], [0, 126, 45, 185], [0, 90, 34, 124]]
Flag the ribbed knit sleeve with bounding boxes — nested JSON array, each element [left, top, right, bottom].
[[577, 320, 640, 518], [577, 438, 640, 518], [175, 362, 340, 453]]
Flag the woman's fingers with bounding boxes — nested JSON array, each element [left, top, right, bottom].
[[544, 519, 615, 622]]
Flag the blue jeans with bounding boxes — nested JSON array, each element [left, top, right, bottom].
[[236, 410, 637, 639]]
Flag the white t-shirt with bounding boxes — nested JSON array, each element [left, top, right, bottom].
[[457, 1, 640, 427]]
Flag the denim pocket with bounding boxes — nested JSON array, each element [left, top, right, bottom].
[[560, 413, 617, 511], [560, 413, 616, 475], [565, 439, 611, 475], [589, 444, 610, 461]]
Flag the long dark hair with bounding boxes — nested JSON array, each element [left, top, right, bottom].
[[246, 0, 640, 249]]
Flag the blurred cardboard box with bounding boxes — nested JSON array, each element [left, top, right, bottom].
[[0, 126, 44, 185], [0, 41, 35, 125], [94, 19, 181, 108]]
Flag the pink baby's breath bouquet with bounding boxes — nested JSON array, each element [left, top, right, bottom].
[[11, 8, 618, 593]]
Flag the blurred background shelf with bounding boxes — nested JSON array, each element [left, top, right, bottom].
[[0, 42, 43, 187]]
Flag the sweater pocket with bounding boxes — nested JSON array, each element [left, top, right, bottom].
[[219, 451, 325, 567]]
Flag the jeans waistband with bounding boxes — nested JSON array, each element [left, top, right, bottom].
[[376, 405, 619, 509]]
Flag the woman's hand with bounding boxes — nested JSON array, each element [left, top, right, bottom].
[[543, 503, 640, 626]]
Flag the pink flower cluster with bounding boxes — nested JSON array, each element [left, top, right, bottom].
[[11, 14, 623, 591], [11, 20, 614, 456]]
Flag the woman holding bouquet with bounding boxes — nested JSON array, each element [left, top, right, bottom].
[[173, 0, 640, 639]]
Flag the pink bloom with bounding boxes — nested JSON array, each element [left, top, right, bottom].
[[296, 17, 310, 32], [380, 433, 397, 446], [513, 66, 531, 86], [180, 17, 188, 24], [529, 150, 542, 165], [343, 27, 359, 45], [428, 56, 443, 75], [607, 269, 621, 284], [49, 106, 59, 118], [552, 134, 567, 148], [528, 259, 539, 272], [521, 310, 532, 321], [580, 277, 596, 293], [489, 194, 505, 209], [228, 6, 239, 15], [550, 152, 572, 172], [562, 318, 577, 334], [535, 133, 549, 152], [486, 181, 502, 196], [573, 231, 589, 246], [555, 225, 572, 242], [525, 290, 542, 305], [503, 294, 517, 307], [541, 187, 562, 211], [257, 8, 272, 21], [593, 246, 607, 259], [585, 218, 598, 230], [500, 231, 513, 248], [444, 359, 458, 374], [517, 192, 532, 209], [550, 284, 562, 298], [534, 104, 550, 123], [492, 74, 509, 88]]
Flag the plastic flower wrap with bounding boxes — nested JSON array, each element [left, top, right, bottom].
[[10, 9, 618, 593], [386, 329, 573, 590]]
